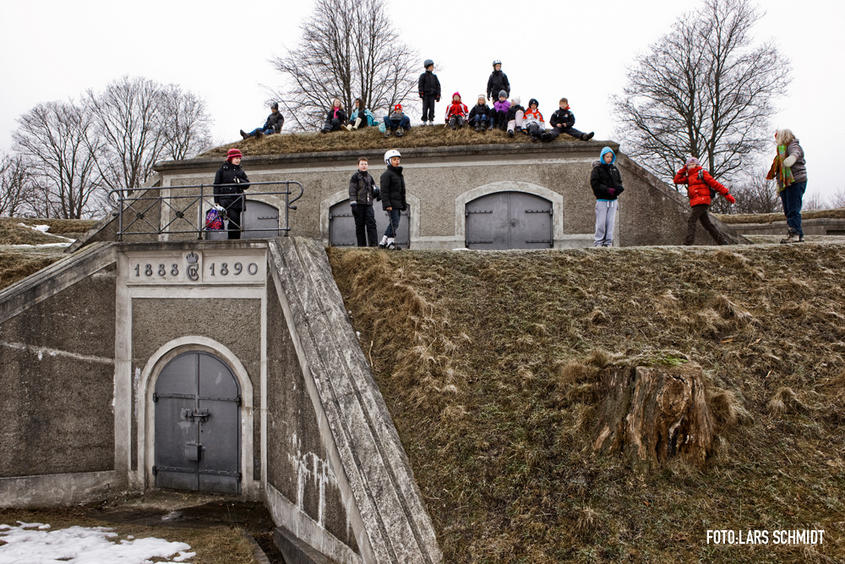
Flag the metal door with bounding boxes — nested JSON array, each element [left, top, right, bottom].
[[329, 200, 410, 248], [154, 351, 240, 494], [206, 200, 280, 240], [465, 191, 553, 249]]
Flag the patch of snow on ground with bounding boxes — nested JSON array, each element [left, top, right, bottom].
[[0, 521, 195, 564]]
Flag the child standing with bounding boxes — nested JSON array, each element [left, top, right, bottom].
[[383, 104, 411, 138], [320, 98, 347, 133], [674, 157, 735, 245], [549, 98, 594, 141], [486, 60, 510, 102], [492, 91, 510, 131], [468, 94, 492, 132], [418, 59, 441, 126], [506, 96, 525, 137], [348, 156, 379, 247], [445, 92, 469, 129], [590, 147, 624, 247], [379, 149, 407, 250], [522, 98, 546, 141]]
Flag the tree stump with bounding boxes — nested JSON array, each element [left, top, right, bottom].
[[592, 364, 714, 467]]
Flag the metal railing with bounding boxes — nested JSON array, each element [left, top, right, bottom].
[[109, 181, 304, 240]]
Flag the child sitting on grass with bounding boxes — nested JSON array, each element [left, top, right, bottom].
[[468, 94, 492, 132], [492, 90, 510, 131], [320, 98, 347, 133], [346, 98, 377, 130], [506, 96, 525, 137], [523, 98, 547, 141], [549, 98, 594, 141], [445, 92, 469, 129], [383, 104, 411, 138]]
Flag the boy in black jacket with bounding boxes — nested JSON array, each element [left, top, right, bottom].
[[548, 98, 594, 141], [348, 156, 379, 247], [487, 60, 510, 102], [240, 102, 285, 139], [418, 59, 441, 126], [468, 94, 492, 132]]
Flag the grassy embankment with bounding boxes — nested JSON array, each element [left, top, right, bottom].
[[330, 244, 845, 563]]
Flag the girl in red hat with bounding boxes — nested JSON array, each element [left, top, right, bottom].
[[213, 148, 251, 239]]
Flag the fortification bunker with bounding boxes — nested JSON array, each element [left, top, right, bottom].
[[77, 141, 741, 250], [0, 140, 742, 563]]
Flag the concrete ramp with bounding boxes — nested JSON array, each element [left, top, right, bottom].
[[268, 238, 441, 563]]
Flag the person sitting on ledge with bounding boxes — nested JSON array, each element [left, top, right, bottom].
[[320, 98, 347, 133], [383, 104, 411, 138], [445, 92, 469, 130], [240, 102, 284, 139], [468, 94, 492, 132], [548, 97, 594, 141], [346, 98, 378, 130]]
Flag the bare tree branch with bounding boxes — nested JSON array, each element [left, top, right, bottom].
[[0, 153, 37, 217], [271, 0, 418, 129], [614, 0, 790, 185]]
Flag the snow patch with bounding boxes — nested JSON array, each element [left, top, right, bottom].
[[0, 521, 194, 563]]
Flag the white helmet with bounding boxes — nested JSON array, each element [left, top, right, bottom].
[[384, 149, 401, 165]]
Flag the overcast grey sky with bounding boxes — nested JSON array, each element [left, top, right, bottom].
[[1, 0, 842, 202]]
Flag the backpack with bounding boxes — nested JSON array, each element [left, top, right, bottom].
[[205, 208, 224, 230], [698, 169, 718, 200]]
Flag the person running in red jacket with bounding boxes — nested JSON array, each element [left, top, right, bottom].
[[674, 157, 735, 245]]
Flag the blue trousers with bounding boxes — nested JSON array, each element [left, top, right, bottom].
[[780, 180, 806, 236]]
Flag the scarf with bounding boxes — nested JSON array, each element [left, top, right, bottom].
[[766, 145, 794, 192]]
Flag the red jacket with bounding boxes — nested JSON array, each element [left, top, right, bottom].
[[444, 101, 468, 122], [674, 165, 729, 207]]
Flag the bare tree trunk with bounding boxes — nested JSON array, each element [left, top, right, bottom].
[[592, 364, 715, 468]]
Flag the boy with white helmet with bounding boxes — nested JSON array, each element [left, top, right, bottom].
[[379, 149, 407, 249]]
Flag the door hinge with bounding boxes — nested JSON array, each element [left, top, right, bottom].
[[236, 394, 242, 407], [152, 465, 158, 475], [238, 471, 243, 483], [152, 392, 158, 403]]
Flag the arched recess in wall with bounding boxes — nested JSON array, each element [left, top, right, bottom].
[[455, 181, 565, 247], [320, 188, 421, 247], [136, 336, 257, 497]]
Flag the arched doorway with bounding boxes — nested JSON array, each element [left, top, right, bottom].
[[206, 200, 280, 240], [328, 199, 410, 247], [465, 191, 553, 249], [154, 351, 241, 494]]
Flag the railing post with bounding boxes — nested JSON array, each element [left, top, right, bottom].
[[198, 184, 204, 240], [117, 189, 124, 242]]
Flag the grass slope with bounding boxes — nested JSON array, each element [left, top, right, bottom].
[[200, 124, 589, 159], [329, 245, 845, 563]]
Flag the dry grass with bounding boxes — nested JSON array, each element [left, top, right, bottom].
[[715, 208, 845, 224], [329, 244, 845, 563], [0, 251, 64, 288], [200, 124, 590, 159]]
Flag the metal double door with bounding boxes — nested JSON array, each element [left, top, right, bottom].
[[329, 199, 410, 247], [465, 191, 554, 249], [154, 351, 241, 494]]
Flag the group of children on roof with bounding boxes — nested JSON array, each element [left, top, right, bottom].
[[239, 59, 593, 142]]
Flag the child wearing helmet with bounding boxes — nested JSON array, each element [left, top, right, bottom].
[[522, 98, 547, 141], [468, 94, 492, 132], [240, 102, 284, 139], [445, 92, 469, 129], [379, 149, 407, 250], [383, 104, 411, 138], [492, 91, 511, 131], [487, 60, 510, 102], [418, 59, 441, 126]]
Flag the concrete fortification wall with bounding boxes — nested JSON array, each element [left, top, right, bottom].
[[0, 238, 443, 563]]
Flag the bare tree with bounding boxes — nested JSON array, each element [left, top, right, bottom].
[[0, 153, 37, 217], [272, 0, 418, 129], [87, 77, 213, 191], [828, 187, 845, 209], [159, 84, 213, 161], [614, 0, 790, 184], [13, 101, 104, 219], [801, 191, 827, 212], [710, 173, 781, 214]]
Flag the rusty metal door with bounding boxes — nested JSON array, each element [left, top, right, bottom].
[[465, 191, 553, 249], [329, 200, 410, 247], [154, 351, 240, 494]]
